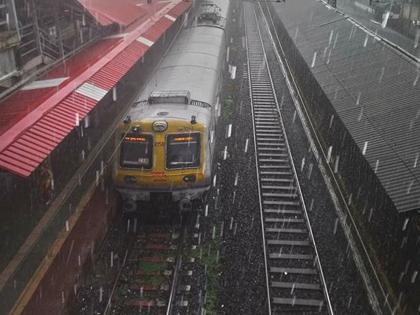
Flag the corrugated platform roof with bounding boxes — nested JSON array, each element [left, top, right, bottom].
[[76, 0, 160, 27], [272, 0, 420, 213], [0, 0, 190, 177]]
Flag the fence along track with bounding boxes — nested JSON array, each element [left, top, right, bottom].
[[244, 2, 332, 314]]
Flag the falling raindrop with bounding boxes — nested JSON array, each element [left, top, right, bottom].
[[363, 34, 369, 47], [309, 198, 314, 211], [398, 272, 405, 283], [99, 286, 103, 303], [301, 157, 305, 172], [311, 51, 317, 68], [223, 146, 228, 160], [407, 180, 414, 194], [329, 115, 334, 129], [362, 141, 368, 155], [400, 236, 408, 249], [374, 160, 380, 173], [100, 160, 104, 176], [334, 155, 340, 173], [226, 124, 232, 138], [381, 11, 390, 28], [294, 27, 299, 40], [75, 113, 80, 126], [356, 92, 362, 105], [333, 32, 339, 49], [307, 163, 313, 179], [368, 208, 374, 222], [348, 26, 355, 40], [328, 30, 334, 46], [378, 67, 385, 83], [327, 146, 333, 163], [333, 218, 339, 235], [322, 46, 329, 59], [226, 46, 230, 63], [326, 49, 332, 64], [411, 271, 418, 283]]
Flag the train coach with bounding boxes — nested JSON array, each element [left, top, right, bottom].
[[113, 0, 231, 211]]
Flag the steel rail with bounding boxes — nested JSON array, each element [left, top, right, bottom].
[[245, 1, 332, 312], [254, 3, 334, 314], [244, 4, 272, 314], [166, 223, 187, 315], [166, 256, 182, 315], [104, 248, 130, 315], [258, 0, 393, 313]]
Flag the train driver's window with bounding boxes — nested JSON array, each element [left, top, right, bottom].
[[166, 133, 200, 169], [120, 134, 153, 169]]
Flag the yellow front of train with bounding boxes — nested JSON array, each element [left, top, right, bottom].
[[113, 114, 211, 210]]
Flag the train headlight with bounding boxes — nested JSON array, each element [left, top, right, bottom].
[[183, 175, 196, 183], [124, 176, 137, 184], [152, 120, 168, 132]]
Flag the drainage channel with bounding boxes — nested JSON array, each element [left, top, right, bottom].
[[244, 2, 333, 314]]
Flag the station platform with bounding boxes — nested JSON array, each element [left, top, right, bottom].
[[0, 0, 191, 314]]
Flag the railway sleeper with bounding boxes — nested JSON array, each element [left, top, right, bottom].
[[265, 227, 307, 234], [261, 184, 295, 190], [260, 176, 293, 182], [270, 276, 321, 292], [265, 217, 303, 223], [269, 252, 313, 260], [271, 297, 324, 308], [263, 199, 299, 206], [258, 153, 288, 158], [270, 266, 317, 275], [271, 281, 321, 291]]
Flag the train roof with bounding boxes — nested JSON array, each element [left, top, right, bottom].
[[139, 26, 225, 106], [128, 102, 212, 127]]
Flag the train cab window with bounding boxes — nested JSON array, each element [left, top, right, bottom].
[[120, 134, 153, 169], [166, 133, 200, 169]]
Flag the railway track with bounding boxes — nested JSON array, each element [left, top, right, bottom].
[[244, 3, 333, 314], [103, 223, 183, 315]]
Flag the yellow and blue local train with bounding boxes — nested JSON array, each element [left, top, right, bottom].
[[113, 0, 231, 211]]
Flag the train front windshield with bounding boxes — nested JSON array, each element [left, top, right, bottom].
[[120, 135, 153, 169], [167, 133, 200, 169]]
